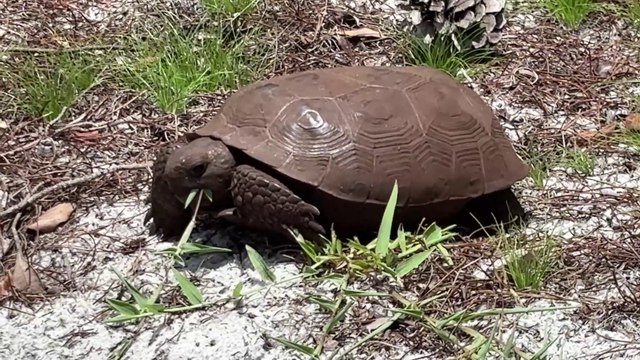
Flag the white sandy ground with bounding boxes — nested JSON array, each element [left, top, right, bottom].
[[2, 161, 640, 360], [1, 188, 639, 360], [2, 1, 640, 360]]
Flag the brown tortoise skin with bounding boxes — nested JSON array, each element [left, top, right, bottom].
[[148, 65, 530, 240], [220, 164, 327, 241], [145, 143, 191, 237], [146, 137, 328, 240]]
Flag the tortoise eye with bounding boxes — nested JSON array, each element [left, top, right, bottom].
[[191, 164, 206, 177]]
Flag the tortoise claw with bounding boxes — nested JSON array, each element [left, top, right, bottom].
[[307, 220, 326, 236], [215, 208, 240, 222], [300, 203, 320, 217]]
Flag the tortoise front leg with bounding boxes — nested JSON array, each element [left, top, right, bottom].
[[144, 144, 192, 238], [219, 164, 326, 241]]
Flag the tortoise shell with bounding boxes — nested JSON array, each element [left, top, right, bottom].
[[187, 66, 529, 229]]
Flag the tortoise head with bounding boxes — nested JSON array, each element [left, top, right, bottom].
[[163, 137, 236, 206]]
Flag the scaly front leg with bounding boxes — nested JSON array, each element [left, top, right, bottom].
[[217, 164, 326, 242]]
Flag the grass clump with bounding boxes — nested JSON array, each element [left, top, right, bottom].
[[117, 19, 268, 114], [522, 145, 596, 186], [493, 229, 560, 291], [293, 181, 456, 282], [540, 0, 598, 29], [400, 25, 497, 79], [3, 51, 105, 122], [528, 157, 551, 189], [200, 0, 257, 17], [522, 149, 559, 189], [504, 235, 559, 290], [561, 148, 597, 175], [616, 129, 640, 151]]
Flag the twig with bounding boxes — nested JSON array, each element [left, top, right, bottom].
[[0, 213, 20, 259], [0, 163, 151, 218], [0, 227, 9, 258], [313, 0, 329, 41], [6, 212, 22, 259], [0, 138, 43, 158], [0, 44, 130, 53]]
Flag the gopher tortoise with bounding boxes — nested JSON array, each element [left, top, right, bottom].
[[147, 65, 530, 241]]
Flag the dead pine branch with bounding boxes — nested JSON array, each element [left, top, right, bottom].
[[0, 163, 151, 219]]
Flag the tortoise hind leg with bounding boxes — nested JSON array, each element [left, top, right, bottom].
[[217, 164, 326, 242], [456, 187, 528, 237]]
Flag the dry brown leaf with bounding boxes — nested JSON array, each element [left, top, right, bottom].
[[365, 316, 392, 331], [69, 130, 101, 142], [600, 122, 618, 134], [10, 251, 45, 295], [0, 275, 11, 297], [26, 202, 75, 233], [334, 27, 382, 39], [577, 122, 617, 140], [624, 113, 640, 131]]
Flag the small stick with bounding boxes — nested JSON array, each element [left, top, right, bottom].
[[8, 212, 22, 257], [1, 212, 22, 260], [0, 163, 151, 219], [0, 138, 42, 159]]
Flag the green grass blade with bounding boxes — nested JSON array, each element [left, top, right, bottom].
[[204, 189, 214, 202], [143, 303, 166, 314], [112, 269, 150, 308], [180, 242, 232, 254], [435, 243, 454, 266], [342, 289, 389, 297], [295, 234, 319, 262], [106, 313, 153, 323], [394, 249, 433, 278], [184, 189, 198, 208], [232, 282, 244, 298], [245, 245, 277, 282], [106, 299, 140, 316], [173, 270, 204, 305], [323, 300, 353, 334], [396, 225, 407, 253], [531, 340, 557, 359], [391, 308, 424, 318], [177, 217, 197, 251], [272, 337, 317, 357], [375, 180, 399, 258], [307, 295, 339, 312]]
